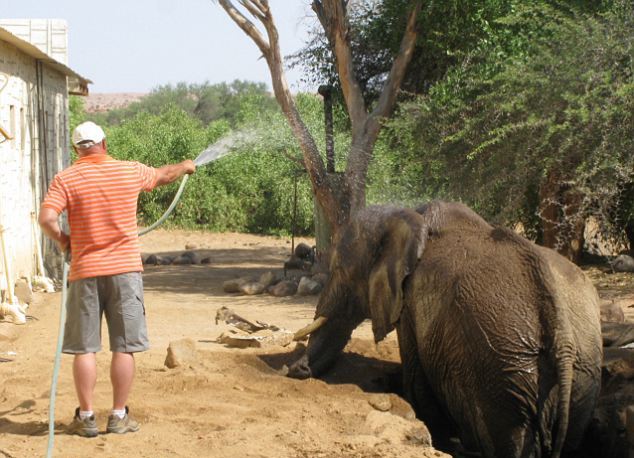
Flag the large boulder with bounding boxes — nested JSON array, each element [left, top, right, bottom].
[[612, 254, 634, 272], [173, 251, 201, 265], [259, 271, 280, 288], [297, 276, 322, 296], [223, 276, 255, 293], [268, 280, 298, 297], [164, 338, 197, 369], [240, 282, 265, 295]]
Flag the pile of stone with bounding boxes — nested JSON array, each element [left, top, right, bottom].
[[222, 242, 326, 298], [223, 270, 326, 297], [142, 250, 212, 266]]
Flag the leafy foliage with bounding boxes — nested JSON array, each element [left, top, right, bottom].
[[385, 3, 634, 246], [291, 0, 615, 103], [89, 80, 276, 127], [100, 93, 353, 235]]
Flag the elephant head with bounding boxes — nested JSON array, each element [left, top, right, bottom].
[[287, 206, 428, 379]]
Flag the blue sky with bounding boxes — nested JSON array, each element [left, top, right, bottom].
[[0, 0, 316, 93]]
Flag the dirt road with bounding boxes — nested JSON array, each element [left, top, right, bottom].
[[0, 230, 448, 458]]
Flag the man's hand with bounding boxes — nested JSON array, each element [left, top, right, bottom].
[[58, 232, 70, 253], [183, 160, 196, 175]]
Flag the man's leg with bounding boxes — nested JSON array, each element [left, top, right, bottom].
[[111, 351, 135, 410], [73, 352, 97, 411]]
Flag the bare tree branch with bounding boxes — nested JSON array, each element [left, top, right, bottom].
[[218, 0, 270, 56], [218, 0, 339, 224], [312, 0, 368, 135], [281, 149, 306, 169], [344, 0, 422, 211], [239, 0, 265, 21], [249, 0, 268, 14], [369, 0, 422, 124]]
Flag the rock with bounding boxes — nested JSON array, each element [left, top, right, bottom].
[[297, 276, 322, 296], [259, 271, 279, 288], [312, 273, 329, 287], [364, 410, 432, 446], [268, 280, 298, 297], [602, 322, 634, 348], [240, 282, 265, 295], [294, 243, 314, 260], [601, 300, 626, 323], [182, 251, 201, 264], [172, 255, 192, 265], [223, 277, 253, 293], [185, 242, 198, 250], [172, 251, 201, 265], [161, 256, 175, 265], [144, 254, 158, 265], [164, 338, 197, 369], [14, 278, 33, 304], [368, 394, 392, 412], [201, 256, 212, 264], [388, 395, 416, 421], [611, 254, 634, 272], [283, 255, 304, 271]]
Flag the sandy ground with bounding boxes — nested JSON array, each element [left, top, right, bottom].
[[0, 230, 449, 458]]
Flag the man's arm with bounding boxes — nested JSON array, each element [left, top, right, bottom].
[[38, 207, 70, 252], [155, 160, 196, 187]]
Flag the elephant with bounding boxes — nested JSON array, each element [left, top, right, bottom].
[[288, 201, 603, 458]]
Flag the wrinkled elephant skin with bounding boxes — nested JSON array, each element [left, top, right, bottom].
[[288, 201, 602, 458]]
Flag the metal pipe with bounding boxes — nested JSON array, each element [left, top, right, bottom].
[[318, 85, 335, 173]]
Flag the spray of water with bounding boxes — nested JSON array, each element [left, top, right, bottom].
[[194, 129, 256, 167]]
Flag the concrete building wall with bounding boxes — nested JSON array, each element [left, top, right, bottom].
[[0, 34, 69, 294]]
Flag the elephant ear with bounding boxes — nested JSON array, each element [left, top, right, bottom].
[[368, 212, 425, 342]]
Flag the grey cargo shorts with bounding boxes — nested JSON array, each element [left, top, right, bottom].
[[63, 272, 149, 354]]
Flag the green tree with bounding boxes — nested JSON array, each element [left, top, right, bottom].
[[89, 80, 276, 127], [386, 3, 634, 261]]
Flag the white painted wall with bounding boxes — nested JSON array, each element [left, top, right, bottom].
[[0, 35, 70, 293], [0, 19, 68, 65]]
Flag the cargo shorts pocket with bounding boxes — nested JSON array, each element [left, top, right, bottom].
[[106, 272, 149, 353]]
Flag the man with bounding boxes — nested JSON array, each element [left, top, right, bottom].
[[39, 121, 195, 437]]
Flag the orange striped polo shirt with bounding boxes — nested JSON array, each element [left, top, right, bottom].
[[42, 154, 158, 281]]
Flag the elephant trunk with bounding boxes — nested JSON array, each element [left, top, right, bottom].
[[287, 317, 357, 379]]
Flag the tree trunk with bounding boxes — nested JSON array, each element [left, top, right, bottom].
[[626, 221, 634, 255], [538, 171, 585, 264]]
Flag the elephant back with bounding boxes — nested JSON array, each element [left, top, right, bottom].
[[409, 221, 601, 456]]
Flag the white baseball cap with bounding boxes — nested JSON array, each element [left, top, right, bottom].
[[72, 121, 105, 149]]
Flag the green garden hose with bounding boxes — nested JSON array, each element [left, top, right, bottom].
[[46, 174, 189, 457]]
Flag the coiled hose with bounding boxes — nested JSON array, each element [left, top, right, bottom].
[[46, 174, 188, 457]]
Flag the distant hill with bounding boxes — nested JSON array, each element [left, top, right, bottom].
[[84, 93, 147, 113]]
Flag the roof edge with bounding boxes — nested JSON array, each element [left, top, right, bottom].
[[0, 26, 91, 95]]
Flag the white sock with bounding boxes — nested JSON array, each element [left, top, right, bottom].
[[79, 410, 93, 420], [112, 408, 126, 419]]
